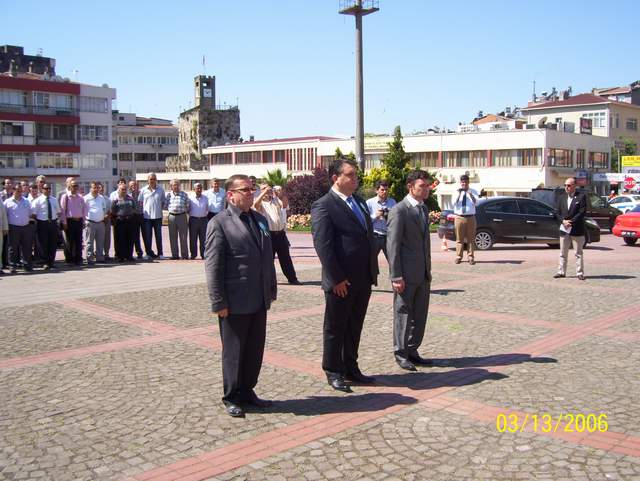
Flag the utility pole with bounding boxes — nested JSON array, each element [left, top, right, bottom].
[[339, 0, 379, 172]]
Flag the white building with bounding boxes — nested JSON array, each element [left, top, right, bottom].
[[113, 112, 178, 180]]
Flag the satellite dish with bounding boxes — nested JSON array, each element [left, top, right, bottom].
[[537, 116, 547, 128], [201, 140, 208, 148]]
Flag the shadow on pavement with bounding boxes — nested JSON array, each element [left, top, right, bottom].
[[259, 392, 416, 416], [584, 274, 636, 280], [432, 353, 556, 368], [431, 289, 465, 295], [375, 367, 508, 390], [474, 260, 524, 264]]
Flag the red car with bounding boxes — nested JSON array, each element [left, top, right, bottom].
[[612, 205, 640, 245]]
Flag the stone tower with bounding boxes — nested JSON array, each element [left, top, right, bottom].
[[173, 75, 240, 172]]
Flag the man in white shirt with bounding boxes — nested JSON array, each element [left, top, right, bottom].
[[205, 178, 226, 220], [0, 200, 8, 275], [139, 173, 166, 259], [188, 183, 209, 259], [31, 183, 61, 270], [366, 180, 397, 261], [253, 183, 300, 285], [84, 181, 108, 264], [452, 174, 480, 265], [4, 183, 35, 273]]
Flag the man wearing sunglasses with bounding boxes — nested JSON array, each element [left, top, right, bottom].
[[554, 177, 587, 281], [205, 174, 277, 418]]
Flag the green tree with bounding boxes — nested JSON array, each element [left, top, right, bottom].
[[610, 136, 637, 172], [380, 126, 413, 201], [264, 168, 291, 187]]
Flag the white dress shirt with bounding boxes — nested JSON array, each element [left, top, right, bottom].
[[188, 193, 209, 218], [4, 196, 33, 226], [139, 185, 166, 219], [205, 188, 226, 214], [84, 193, 107, 222], [453, 188, 479, 216], [32, 195, 61, 221]]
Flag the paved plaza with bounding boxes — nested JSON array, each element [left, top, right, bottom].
[[0, 229, 639, 481]]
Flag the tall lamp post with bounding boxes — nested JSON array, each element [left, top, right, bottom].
[[339, 0, 379, 172]]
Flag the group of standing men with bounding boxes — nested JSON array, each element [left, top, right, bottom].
[[204, 159, 434, 417]]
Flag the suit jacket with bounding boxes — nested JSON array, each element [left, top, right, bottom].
[[311, 190, 378, 292], [386, 196, 432, 285], [556, 191, 587, 236], [204, 204, 277, 314]]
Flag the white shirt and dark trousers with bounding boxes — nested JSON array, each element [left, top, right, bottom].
[[188, 193, 209, 259], [255, 197, 300, 284], [32, 195, 61, 268], [366, 195, 397, 260], [4, 196, 34, 271], [139, 185, 166, 258], [453, 188, 479, 264]]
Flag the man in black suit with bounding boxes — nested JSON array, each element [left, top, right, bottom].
[[311, 158, 379, 392], [554, 177, 587, 281], [205, 174, 277, 417]]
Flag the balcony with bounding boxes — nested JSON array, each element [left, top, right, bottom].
[[36, 137, 78, 147], [0, 103, 79, 116], [0, 134, 35, 145]]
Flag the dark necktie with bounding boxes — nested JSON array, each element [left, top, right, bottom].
[[46, 196, 52, 220], [417, 204, 428, 234], [346, 196, 366, 229], [240, 211, 260, 245]]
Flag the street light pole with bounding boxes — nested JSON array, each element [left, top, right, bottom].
[[339, 0, 379, 172]]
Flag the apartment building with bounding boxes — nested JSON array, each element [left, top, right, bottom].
[[113, 111, 178, 179], [0, 46, 116, 195]]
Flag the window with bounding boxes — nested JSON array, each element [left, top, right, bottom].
[[135, 153, 156, 162], [485, 200, 519, 214], [626, 118, 638, 131], [77, 125, 109, 141], [493, 149, 516, 167], [211, 153, 232, 165], [0, 152, 32, 169], [119, 153, 133, 162], [443, 151, 469, 167], [520, 149, 540, 167], [1, 122, 23, 136], [236, 151, 261, 164], [547, 149, 573, 168], [0, 89, 27, 107], [412, 151, 438, 168], [518, 200, 552, 216], [576, 149, 585, 169], [583, 112, 606, 128], [588, 194, 607, 209], [588, 152, 608, 169], [79, 96, 108, 113]]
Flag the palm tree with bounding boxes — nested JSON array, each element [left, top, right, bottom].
[[265, 168, 291, 187]]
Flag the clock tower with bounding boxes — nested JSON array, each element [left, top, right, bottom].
[[194, 75, 215, 109]]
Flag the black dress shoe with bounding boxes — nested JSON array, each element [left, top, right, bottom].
[[345, 370, 376, 384], [288, 279, 303, 285], [577, 274, 585, 281], [327, 376, 352, 392], [245, 393, 273, 408], [223, 402, 245, 418], [409, 355, 433, 367], [397, 359, 417, 371], [553, 273, 565, 279]]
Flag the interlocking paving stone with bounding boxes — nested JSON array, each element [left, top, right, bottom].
[[0, 303, 149, 360], [454, 336, 640, 437], [614, 315, 640, 333], [208, 406, 640, 481]]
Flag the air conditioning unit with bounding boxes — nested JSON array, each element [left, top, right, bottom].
[[525, 124, 536, 129]]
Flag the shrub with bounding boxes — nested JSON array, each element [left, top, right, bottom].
[[286, 214, 311, 229], [284, 166, 330, 215]]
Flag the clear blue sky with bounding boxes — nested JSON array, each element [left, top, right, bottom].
[[4, 0, 638, 139]]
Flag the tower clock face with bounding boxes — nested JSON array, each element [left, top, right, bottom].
[[203, 88, 212, 98]]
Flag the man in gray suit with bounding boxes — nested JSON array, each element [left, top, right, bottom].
[[386, 170, 433, 371], [205, 174, 277, 418]]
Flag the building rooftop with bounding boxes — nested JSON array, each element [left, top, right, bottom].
[[523, 93, 640, 111]]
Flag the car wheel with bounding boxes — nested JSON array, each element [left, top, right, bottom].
[[474, 229, 494, 250], [623, 237, 638, 246]]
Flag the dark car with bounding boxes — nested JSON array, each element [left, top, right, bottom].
[[438, 196, 601, 250], [531, 188, 621, 232]]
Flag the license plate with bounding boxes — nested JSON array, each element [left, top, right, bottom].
[[622, 231, 637, 237]]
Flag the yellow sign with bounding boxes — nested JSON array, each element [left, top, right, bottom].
[[364, 137, 391, 151], [622, 156, 640, 167]]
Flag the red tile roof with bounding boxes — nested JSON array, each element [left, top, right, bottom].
[[524, 93, 640, 111]]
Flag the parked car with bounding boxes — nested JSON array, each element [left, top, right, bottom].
[[608, 194, 640, 214], [612, 205, 640, 245], [530, 188, 621, 231], [438, 196, 601, 250]]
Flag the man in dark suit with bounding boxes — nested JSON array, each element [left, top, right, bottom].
[[554, 177, 587, 281], [311, 158, 379, 392], [205, 174, 277, 417], [386, 170, 433, 371]]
